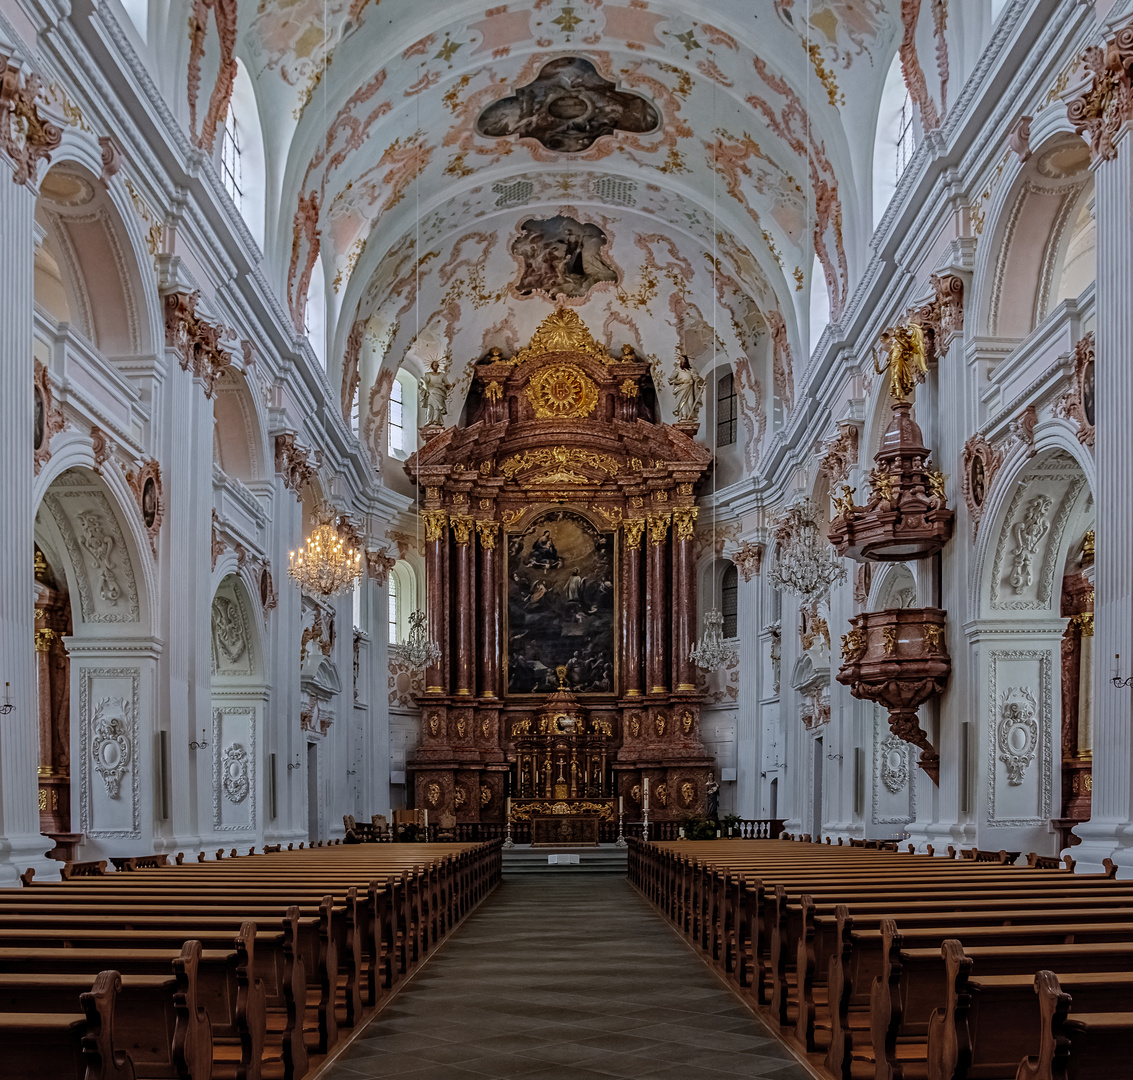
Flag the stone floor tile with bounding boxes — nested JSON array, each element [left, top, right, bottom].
[[319, 873, 812, 1080]]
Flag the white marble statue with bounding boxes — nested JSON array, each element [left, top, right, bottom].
[[668, 353, 706, 423]]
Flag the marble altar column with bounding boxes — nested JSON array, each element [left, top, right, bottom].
[[423, 511, 447, 695], [452, 516, 474, 697], [477, 522, 499, 698], [671, 508, 698, 693], [622, 519, 645, 697], [646, 514, 671, 695]]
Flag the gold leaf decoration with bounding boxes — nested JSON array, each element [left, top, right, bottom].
[[499, 446, 619, 481], [526, 362, 599, 419], [511, 307, 615, 366]]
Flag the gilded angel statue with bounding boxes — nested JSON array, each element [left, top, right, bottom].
[[874, 323, 928, 403]]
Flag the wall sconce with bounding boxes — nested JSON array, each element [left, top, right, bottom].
[[1112, 654, 1133, 690], [188, 729, 209, 750], [0, 682, 13, 716], [286, 757, 302, 772]]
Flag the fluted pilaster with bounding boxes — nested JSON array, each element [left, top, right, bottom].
[[0, 172, 48, 881]]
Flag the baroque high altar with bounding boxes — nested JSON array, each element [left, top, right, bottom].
[[406, 309, 714, 825]]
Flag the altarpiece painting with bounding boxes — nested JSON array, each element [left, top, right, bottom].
[[506, 510, 616, 695]]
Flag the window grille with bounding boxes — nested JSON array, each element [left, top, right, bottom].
[[722, 564, 739, 638], [388, 377, 404, 455], [896, 91, 915, 179], [717, 371, 737, 447], [220, 115, 243, 208], [388, 573, 399, 645]]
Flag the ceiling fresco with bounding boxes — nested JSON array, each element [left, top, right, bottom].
[[161, 0, 972, 476], [475, 56, 662, 153]]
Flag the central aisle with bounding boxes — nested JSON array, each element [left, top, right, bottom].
[[323, 873, 812, 1079]]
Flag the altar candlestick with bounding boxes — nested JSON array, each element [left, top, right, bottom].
[[619, 796, 624, 814], [643, 777, 650, 811]]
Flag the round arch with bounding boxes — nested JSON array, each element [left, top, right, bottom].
[[971, 127, 1093, 341], [34, 151, 162, 359]]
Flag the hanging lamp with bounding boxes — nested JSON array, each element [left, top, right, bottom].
[[288, 502, 363, 598]]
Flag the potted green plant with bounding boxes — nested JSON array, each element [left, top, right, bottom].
[[720, 813, 742, 838]]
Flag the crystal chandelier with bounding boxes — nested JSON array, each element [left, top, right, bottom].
[[288, 503, 363, 598], [690, 608, 739, 671], [393, 609, 442, 670], [767, 496, 846, 605]]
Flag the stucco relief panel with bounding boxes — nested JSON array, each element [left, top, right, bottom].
[[989, 459, 1085, 612], [211, 580, 255, 677], [212, 706, 256, 832], [987, 651, 1052, 827], [78, 667, 141, 838], [873, 706, 915, 826], [42, 482, 140, 624]]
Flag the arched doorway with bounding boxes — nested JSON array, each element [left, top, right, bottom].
[[34, 465, 155, 858], [973, 446, 1093, 856]]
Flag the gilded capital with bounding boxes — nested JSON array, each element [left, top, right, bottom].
[[624, 518, 646, 547], [422, 510, 448, 543], [672, 507, 698, 541], [451, 515, 475, 545], [648, 513, 671, 545], [475, 520, 498, 550]]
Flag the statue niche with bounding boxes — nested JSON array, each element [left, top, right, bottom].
[[405, 308, 714, 824]]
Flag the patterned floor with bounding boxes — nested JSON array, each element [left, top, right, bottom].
[[321, 872, 815, 1080]]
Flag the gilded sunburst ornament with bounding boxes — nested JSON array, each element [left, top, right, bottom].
[[525, 363, 599, 418]]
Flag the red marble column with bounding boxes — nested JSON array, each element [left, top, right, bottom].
[[622, 519, 645, 697], [452, 516, 475, 696], [423, 510, 447, 695], [477, 521, 499, 698], [646, 513, 670, 695], [672, 507, 698, 693]]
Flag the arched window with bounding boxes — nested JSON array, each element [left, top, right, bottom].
[[218, 59, 266, 249], [388, 573, 399, 645], [717, 371, 737, 447], [873, 52, 916, 227], [304, 255, 327, 369], [721, 564, 739, 638], [388, 377, 404, 455]]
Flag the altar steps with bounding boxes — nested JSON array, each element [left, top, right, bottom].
[[501, 846, 628, 875]]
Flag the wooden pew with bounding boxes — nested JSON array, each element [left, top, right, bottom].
[[926, 945, 1133, 1080], [869, 934, 1133, 1080], [629, 839, 1133, 1080], [1017, 970, 1133, 1080], [0, 969, 135, 1080]]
